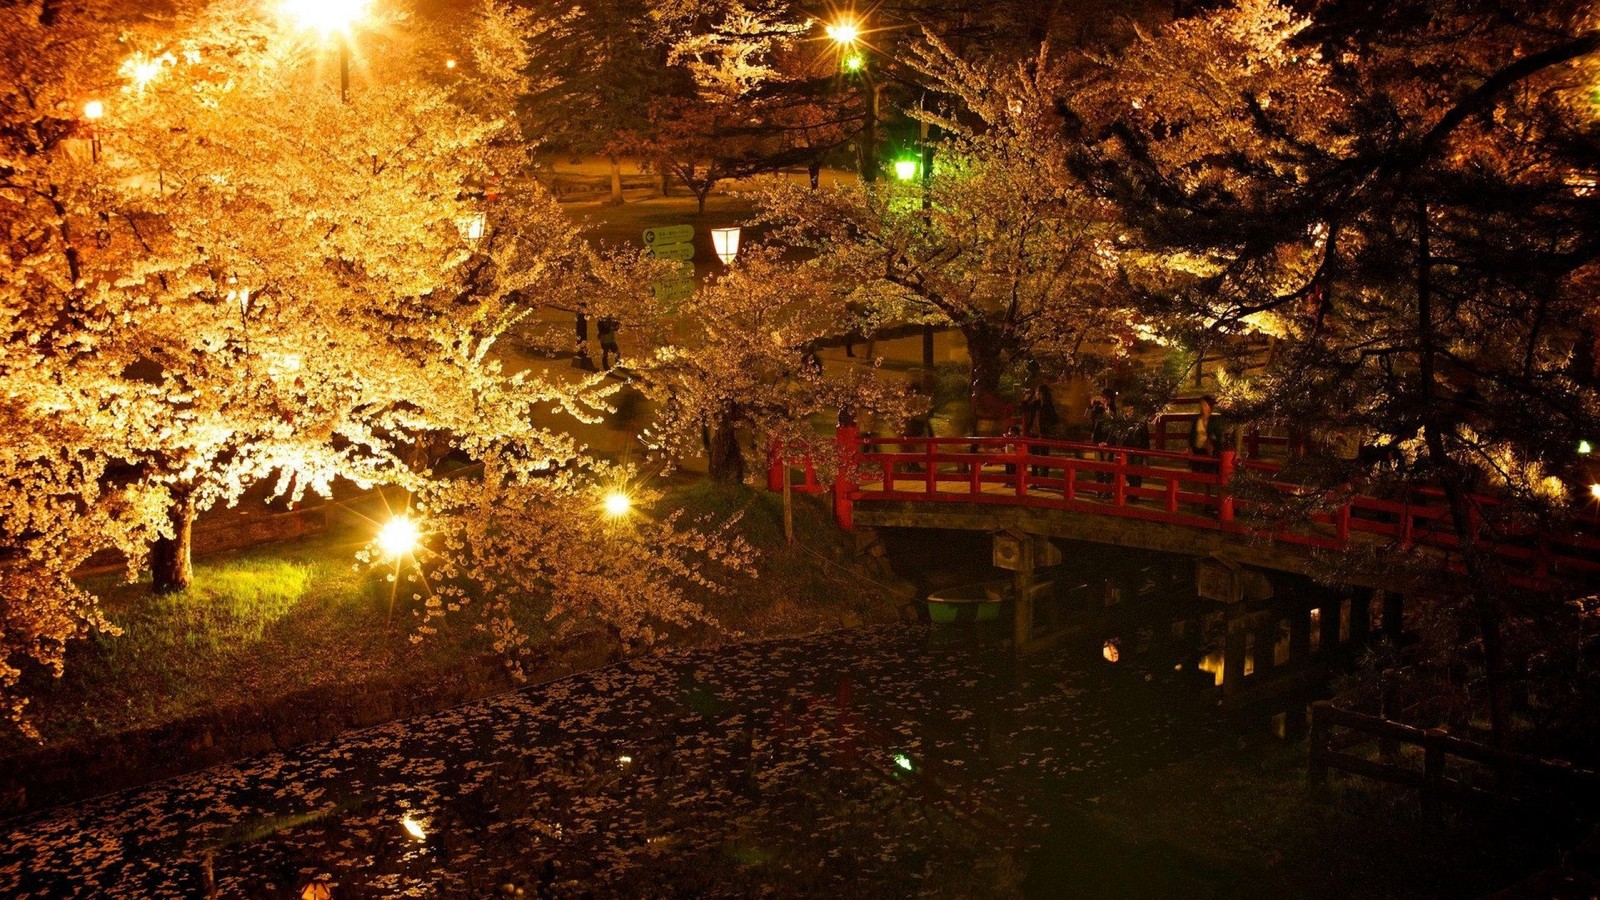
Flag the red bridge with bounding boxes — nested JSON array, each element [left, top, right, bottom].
[[768, 426, 1600, 591]]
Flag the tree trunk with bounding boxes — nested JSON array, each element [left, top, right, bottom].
[[963, 322, 1009, 433], [151, 490, 196, 594], [707, 408, 745, 483], [608, 154, 624, 205], [808, 161, 821, 190], [696, 187, 709, 216], [1414, 193, 1510, 746]]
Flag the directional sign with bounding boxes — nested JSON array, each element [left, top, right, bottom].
[[642, 225, 694, 246], [651, 279, 694, 302], [648, 242, 694, 262]]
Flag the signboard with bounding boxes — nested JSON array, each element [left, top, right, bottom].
[[651, 279, 694, 302], [648, 242, 694, 262], [642, 225, 694, 246]]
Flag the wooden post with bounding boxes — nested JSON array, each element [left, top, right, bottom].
[[1382, 591, 1404, 643], [1154, 417, 1168, 452], [925, 439, 937, 494], [1348, 589, 1372, 645], [1320, 595, 1342, 651], [833, 424, 859, 530], [782, 467, 794, 544], [1114, 451, 1127, 506], [1013, 533, 1036, 653], [1218, 449, 1236, 523], [1422, 728, 1447, 814], [1014, 440, 1029, 497], [1308, 701, 1331, 786], [1289, 608, 1312, 665], [1378, 674, 1400, 762], [1223, 628, 1248, 696]]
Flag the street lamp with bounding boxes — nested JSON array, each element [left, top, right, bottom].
[[892, 158, 919, 182], [603, 491, 632, 518], [457, 211, 486, 244], [377, 515, 420, 560], [825, 18, 879, 184], [710, 226, 741, 265], [83, 100, 103, 162], [281, 0, 370, 103]]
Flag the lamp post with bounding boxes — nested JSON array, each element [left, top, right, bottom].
[[281, 0, 370, 103], [826, 19, 879, 184], [83, 100, 103, 162]]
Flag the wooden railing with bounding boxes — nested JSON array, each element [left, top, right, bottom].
[[769, 427, 1600, 589], [1307, 701, 1600, 814]]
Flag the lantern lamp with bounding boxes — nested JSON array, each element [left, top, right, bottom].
[[710, 226, 741, 265]]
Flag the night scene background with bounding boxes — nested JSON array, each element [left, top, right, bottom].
[[3, 0, 1600, 896]]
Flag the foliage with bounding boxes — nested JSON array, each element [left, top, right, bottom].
[[0, 0, 746, 734], [1066, 0, 1600, 743], [630, 248, 923, 482]]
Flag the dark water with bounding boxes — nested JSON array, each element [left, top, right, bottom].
[[0, 618, 1245, 899]]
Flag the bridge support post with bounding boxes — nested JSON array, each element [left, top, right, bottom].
[[1381, 590, 1404, 644], [1013, 532, 1035, 652]]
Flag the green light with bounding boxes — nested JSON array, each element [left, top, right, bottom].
[[893, 159, 919, 181], [893, 753, 913, 772], [1580, 440, 1593, 455], [843, 54, 864, 73]]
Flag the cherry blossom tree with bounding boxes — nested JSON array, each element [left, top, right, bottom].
[[755, 37, 1132, 424], [0, 0, 748, 734], [1067, 0, 1600, 744]]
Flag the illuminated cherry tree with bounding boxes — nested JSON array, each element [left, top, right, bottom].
[[0, 0, 748, 733], [754, 36, 1133, 422]]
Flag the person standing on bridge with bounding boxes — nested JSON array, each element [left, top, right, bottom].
[[1189, 394, 1225, 496], [1022, 383, 1061, 478]]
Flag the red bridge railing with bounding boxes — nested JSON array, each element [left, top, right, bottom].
[[767, 428, 1600, 589]]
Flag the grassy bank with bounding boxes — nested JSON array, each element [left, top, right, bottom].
[[4, 483, 910, 761]]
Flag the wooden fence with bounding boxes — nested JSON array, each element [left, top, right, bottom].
[[1307, 700, 1600, 815]]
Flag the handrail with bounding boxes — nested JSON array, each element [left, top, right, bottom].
[[767, 430, 1600, 589]]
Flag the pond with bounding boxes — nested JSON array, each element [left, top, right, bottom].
[[0, 620, 1239, 898]]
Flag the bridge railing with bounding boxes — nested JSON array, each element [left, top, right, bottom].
[[778, 429, 1600, 587]]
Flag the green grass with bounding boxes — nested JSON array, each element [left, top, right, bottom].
[[6, 481, 907, 755]]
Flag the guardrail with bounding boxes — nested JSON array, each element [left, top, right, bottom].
[[1307, 701, 1600, 814], [769, 426, 1600, 589]]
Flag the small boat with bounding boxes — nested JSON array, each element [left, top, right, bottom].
[[926, 579, 1054, 625]]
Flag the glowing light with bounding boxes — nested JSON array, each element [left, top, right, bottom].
[[445, 58, 457, 69], [1580, 440, 1593, 455], [842, 53, 865, 73], [377, 515, 420, 559], [1102, 641, 1120, 663], [124, 53, 165, 91], [826, 20, 860, 45], [1590, 483, 1600, 501], [301, 880, 333, 900], [457, 212, 486, 242], [603, 492, 632, 518], [892, 753, 913, 772], [401, 814, 427, 841], [893, 158, 919, 181], [617, 754, 633, 766], [282, 0, 370, 35], [83, 100, 104, 121], [710, 226, 741, 265]]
